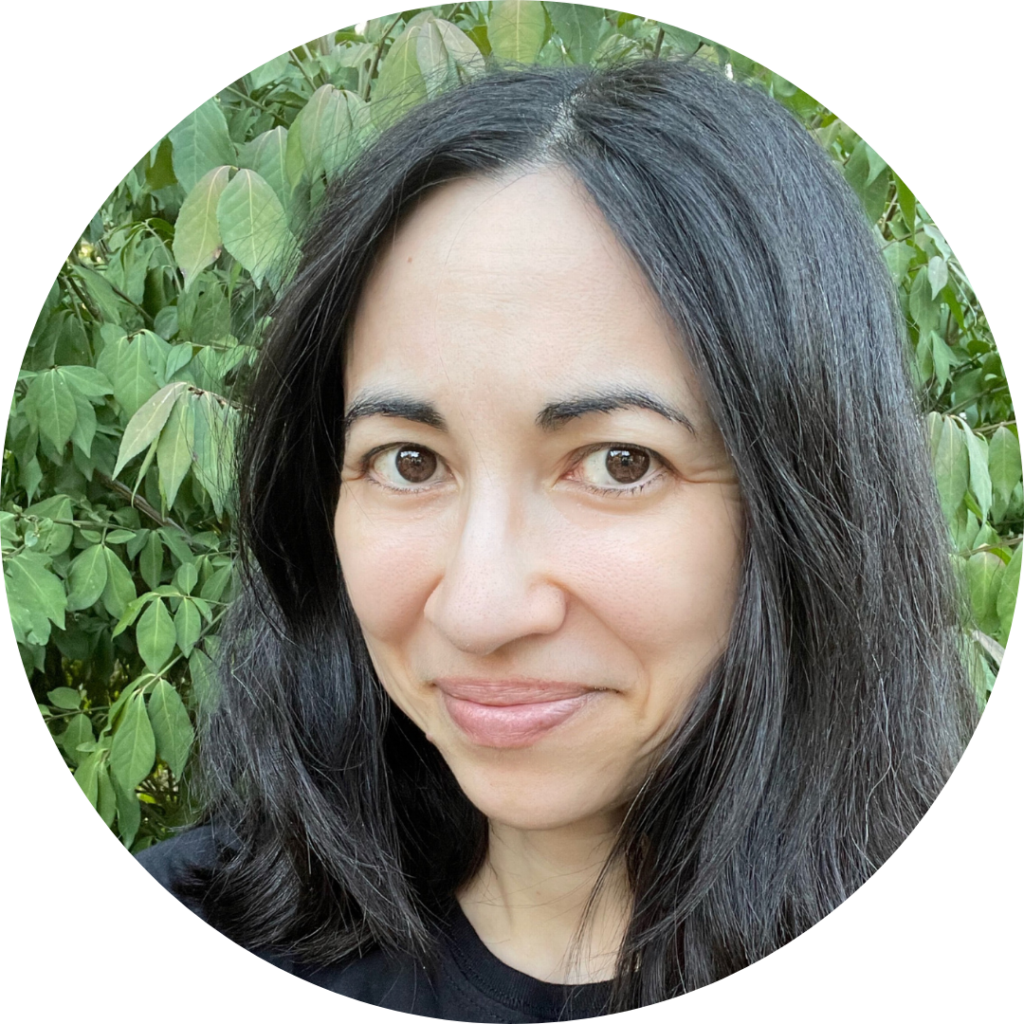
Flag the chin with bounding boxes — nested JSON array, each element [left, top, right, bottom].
[[450, 763, 627, 834]]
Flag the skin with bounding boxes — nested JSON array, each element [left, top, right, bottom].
[[334, 167, 744, 982]]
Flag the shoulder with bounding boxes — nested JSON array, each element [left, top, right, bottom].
[[135, 823, 224, 895], [135, 829, 443, 1012]]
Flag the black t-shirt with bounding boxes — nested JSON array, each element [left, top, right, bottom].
[[137, 827, 613, 1022]]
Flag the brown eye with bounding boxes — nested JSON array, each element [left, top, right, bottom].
[[394, 446, 437, 483], [605, 447, 650, 483]]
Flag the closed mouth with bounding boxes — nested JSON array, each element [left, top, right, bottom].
[[432, 677, 606, 705]]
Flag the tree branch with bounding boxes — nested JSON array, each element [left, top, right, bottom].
[[363, 14, 404, 101], [290, 48, 318, 92], [93, 470, 188, 536]]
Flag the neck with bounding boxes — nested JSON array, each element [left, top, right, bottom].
[[456, 813, 630, 984]]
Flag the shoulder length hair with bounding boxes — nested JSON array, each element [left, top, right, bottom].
[[186, 57, 978, 1010]]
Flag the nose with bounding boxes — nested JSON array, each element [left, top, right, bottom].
[[423, 487, 567, 657]]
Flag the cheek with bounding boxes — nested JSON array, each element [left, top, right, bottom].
[[565, 497, 743, 661], [333, 487, 442, 642]]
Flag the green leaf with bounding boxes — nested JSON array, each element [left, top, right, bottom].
[[882, 241, 914, 283], [372, 22, 427, 126], [100, 546, 137, 620], [168, 98, 236, 194], [931, 416, 969, 522], [862, 143, 888, 186], [216, 169, 296, 290], [24, 496, 73, 555], [97, 764, 117, 827], [139, 532, 163, 591], [174, 562, 199, 595], [26, 369, 77, 450], [922, 223, 952, 259], [0, 512, 17, 555], [191, 595, 214, 622], [188, 648, 219, 710], [112, 593, 156, 637], [908, 268, 939, 340], [416, 19, 460, 99], [191, 391, 235, 516], [72, 265, 130, 323], [114, 381, 190, 478], [927, 255, 948, 299], [489, 0, 548, 63], [146, 137, 176, 190], [199, 563, 233, 602], [98, 333, 161, 418], [59, 713, 94, 766], [434, 18, 484, 78], [930, 330, 955, 392], [57, 365, 113, 398], [156, 391, 195, 508], [69, 389, 97, 457], [74, 750, 103, 806], [165, 343, 194, 380], [105, 529, 136, 545], [159, 527, 195, 565], [546, 2, 603, 63], [126, 528, 150, 560], [988, 426, 1022, 505], [47, 687, 81, 710], [136, 597, 176, 673], [288, 84, 373, 185], [174, 597, 202, 659], [107, 676, 146, 731], [963, 428, 992, 522], [109, 692, 157, 792], [5, 552, 66, 636], [967, 551, 1005, 637], [67, 543, 109, 611], [172, 165, 231, 287], [894, 173, 915, 228], [996, 544, 1021, 640], [112, 774, 141, 848], [843, 139, 889, 223], [251, 127, 291, 208], [147, 679, 195, 777]]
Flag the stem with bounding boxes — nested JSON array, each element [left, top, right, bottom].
[[363, 14, 404, 102], [943, 385, 1010, 417], [106, 281, 154, 327], [289, 48, 318, 92], [975, 419, 1017, 435], [224, 84, 284, 123], [880, 188, 899, 231], [880, 232, 914, 250], [62, 270, 102, 322], [66, 256, 154, 327], [16, 513, 110, 531], [653, 28, 665, 59], [152, 608, 228, 681], [93, 470, 188, 535]]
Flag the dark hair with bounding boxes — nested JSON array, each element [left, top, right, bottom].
[[185, 58, 978, 1011]]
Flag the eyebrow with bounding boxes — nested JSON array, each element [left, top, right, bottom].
[[342, 387, 697, 438]]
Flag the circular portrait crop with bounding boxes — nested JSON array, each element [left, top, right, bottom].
[[3, 3, 1020, 1022]]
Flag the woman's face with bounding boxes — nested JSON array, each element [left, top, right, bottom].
[[335, 168, 744, 834]]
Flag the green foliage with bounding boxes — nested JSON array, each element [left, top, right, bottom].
[[3, 4, 1017, 849]]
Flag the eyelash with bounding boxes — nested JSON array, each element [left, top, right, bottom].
[[355, 443, 669, 499]]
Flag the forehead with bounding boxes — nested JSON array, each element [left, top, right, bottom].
[[346, 168, 702, 420]]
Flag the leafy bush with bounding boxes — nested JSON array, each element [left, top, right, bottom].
[[2, 2, 1018, 851]]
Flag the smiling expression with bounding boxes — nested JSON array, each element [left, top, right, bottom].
[[334, 168, 745, 833]]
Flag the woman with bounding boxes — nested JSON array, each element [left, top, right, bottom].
[[138, 57, 977, 1019]]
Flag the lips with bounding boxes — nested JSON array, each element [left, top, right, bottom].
[[433, 678, 603, 749], [434, 678, 599, 705]]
